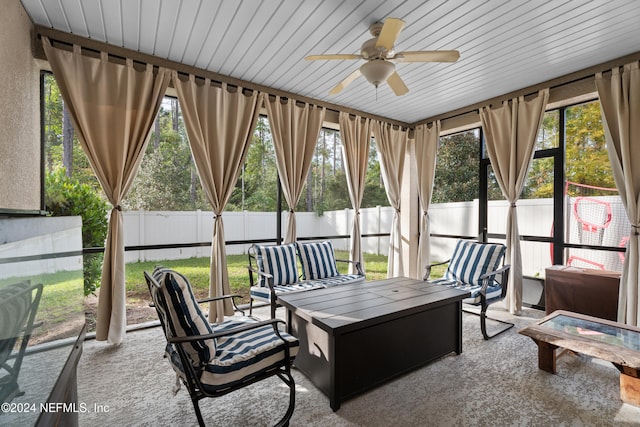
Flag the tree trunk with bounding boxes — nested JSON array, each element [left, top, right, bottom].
[[306, 167, 313, 212], [62, 102, 74, 177], [190, 162, 198, 205], [153, 115, 160, 150], [172, 98, 179, 131]]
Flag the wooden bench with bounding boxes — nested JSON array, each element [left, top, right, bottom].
[[247, 241, 365, 318]]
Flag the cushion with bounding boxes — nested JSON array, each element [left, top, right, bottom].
[[430, 278, 503, 304], [164, 317, 299, 393], [444, 241, 505, 287], [296, 241, 339, 280], [250, 281, 326, 302], [253, 243, 299, 287], [152, 267, 215, 366], [199, 318, 299, 392]]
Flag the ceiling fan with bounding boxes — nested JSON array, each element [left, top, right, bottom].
[[305, 18, 459, 96]]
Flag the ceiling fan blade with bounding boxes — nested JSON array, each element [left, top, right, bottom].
[[329, 69, 361, 95], [376, 18, 405, 51], [387, 71, 409, 96], [394, 50, 460, 63], [306, 54, 362, 61]]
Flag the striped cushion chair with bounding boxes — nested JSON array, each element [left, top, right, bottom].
[[248, 241, 365, 318], [424, 240, 513, 340], [145, 268, 298, 427], [249, 243, 326, 318]]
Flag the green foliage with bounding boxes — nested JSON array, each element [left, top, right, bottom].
[[43, 73, 100, 190], [433, 130, 479, 203], [126, 135, 208, 210], [564, 102, 614, 194], [522, 101, 614, 199], [45, 169, 109, 296], [228, 117, 281, 211]]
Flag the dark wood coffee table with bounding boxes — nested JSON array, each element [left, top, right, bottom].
[[277, 277, 470, 411], [519, 310, 640, 407]]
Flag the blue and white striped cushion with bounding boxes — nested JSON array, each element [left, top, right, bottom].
[[164, 317, 299, 392], [254, 243, 299, 287], [444, 241, 505, 286], [296, 241, 339, 280], [250, 281, 326, 302], [199, 317, 299, 392], [152, 267, 215, 366], [305, 274, 365, 287], [430, 278, 503, 304]]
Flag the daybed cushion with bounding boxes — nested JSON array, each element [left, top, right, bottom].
[[254, 243, 299, 287], [152, 266, 215, 366], [443, 240, 505, 286], [296, 241, 339, 280]]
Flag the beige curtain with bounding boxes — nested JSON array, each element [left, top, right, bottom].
[[373, 121, 409, 277], [264, 96, 325, 243], [42, 38, 170, 343], [480, 89, 549, 314], [173, 74, 261, 323], [414, 121, 440, 276], [339, 112, 372, 274], [595, 62, 640, 326]]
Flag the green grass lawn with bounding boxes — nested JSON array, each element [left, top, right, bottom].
[[4, 251, 448, 336], [125, 250, 391, 305]]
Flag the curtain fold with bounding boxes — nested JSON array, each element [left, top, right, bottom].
[[42, 37, 170, 344], [264, 96, 325, 243], [414, 121, 440, 278], [339, 112, 372, 274], [480, 89, 548, 314], [373, 121, 409, 277], [595, 62, 640, 326], [173, 73, 261, 323]]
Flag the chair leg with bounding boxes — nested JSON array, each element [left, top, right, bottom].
[[249, 298, 253, 316], [191, 397, 206, 427], [478, 303, 514, 340], [274, 370, 296, 427]]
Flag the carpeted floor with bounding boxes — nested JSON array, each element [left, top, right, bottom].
[[77, 305, 640, 426]]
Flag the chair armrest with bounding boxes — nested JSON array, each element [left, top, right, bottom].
[[197, 294, 244, 316], [479, 264, 510, 281], [168, 318, 288, 344], [247, 265, 273, 281], [150, 293, 245, 315], [335, 258, 365, 276], [423, 259, 450, 281], [479, 264, 511, 293]]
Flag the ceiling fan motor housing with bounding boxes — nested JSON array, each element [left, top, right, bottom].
[[361, 38, 393, 59]]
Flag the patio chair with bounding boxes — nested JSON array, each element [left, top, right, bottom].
[[423, 240, 513, 340], [144, 267, 298, 427], [0, 281, 43, 403]]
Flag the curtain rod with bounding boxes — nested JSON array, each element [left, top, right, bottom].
[[34, 26, 412, 129]]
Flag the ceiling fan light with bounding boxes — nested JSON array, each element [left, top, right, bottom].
[[360, 59, 395, 87]]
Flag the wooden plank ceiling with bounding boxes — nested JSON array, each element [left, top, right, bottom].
[[20, 0, 640, 124]]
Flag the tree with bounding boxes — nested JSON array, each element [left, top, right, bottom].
[[228, 117, 280, 211], [564, 101, 614, 195], [45, 169, 109, 296], [521, 101, 614, 199], [432, 130, 479, 203]]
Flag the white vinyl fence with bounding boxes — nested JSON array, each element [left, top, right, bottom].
[[122, 206, 395, 263], [123, 196, 630, 277]]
